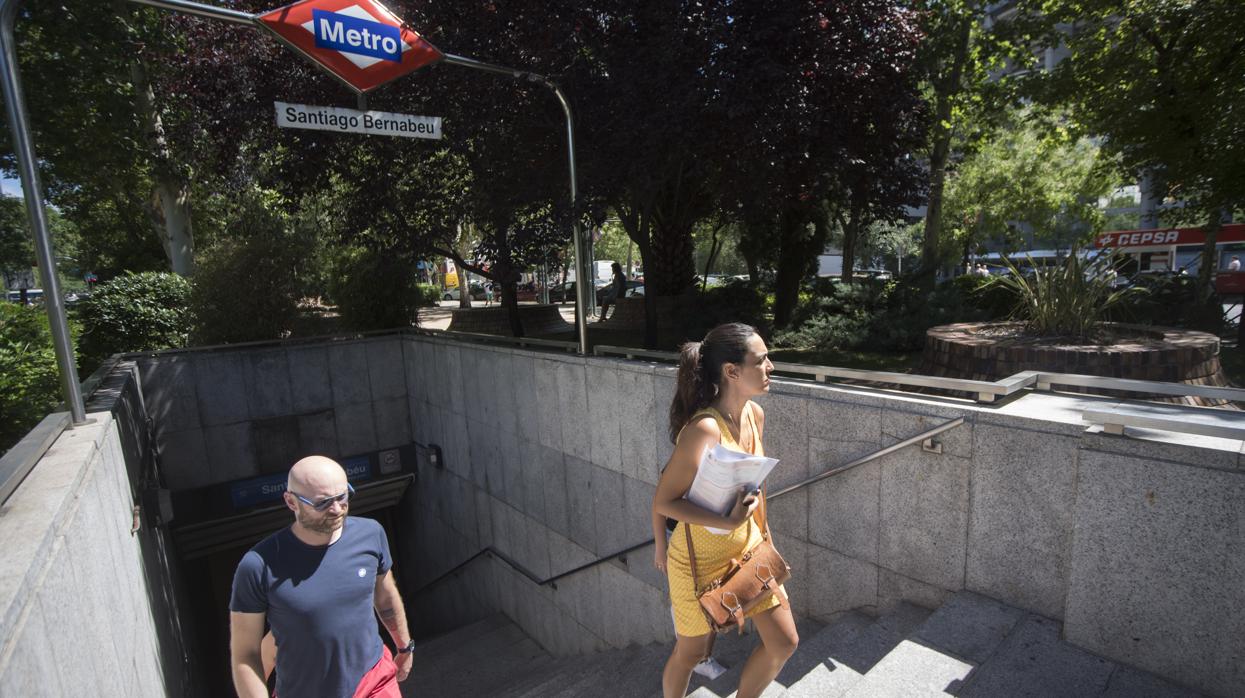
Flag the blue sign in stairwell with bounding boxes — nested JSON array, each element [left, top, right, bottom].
[[229, 455, 373, 510]]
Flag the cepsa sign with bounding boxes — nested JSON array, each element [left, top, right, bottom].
[[258, 0, 443, 93], [1095, 224, 1245, 249]]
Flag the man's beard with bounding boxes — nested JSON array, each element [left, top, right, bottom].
[[298, 507, 346, 534]]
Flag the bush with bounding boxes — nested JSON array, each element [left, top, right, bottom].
[[191, 191, 306, 344], [329, 246, 423, 331], [415, 283, 441, 308], [77, 271, 192, 370], [987, 251, 1141, 338], [775, 276, 988, 352], [688, 279, 771, 339], [0, 303, 65, 454], [1121, 273, 1226, 333]]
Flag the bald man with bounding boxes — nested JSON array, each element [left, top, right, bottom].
[[229, 456, 413, 698]]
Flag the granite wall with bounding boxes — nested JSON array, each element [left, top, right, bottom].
[[402, 335, 1244, 697], [0, 363, 187, 695], [65, 333, 1242, 696]]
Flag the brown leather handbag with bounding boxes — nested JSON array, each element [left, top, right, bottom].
[[685, 488, 792, 634]]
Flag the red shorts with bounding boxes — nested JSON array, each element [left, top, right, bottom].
[[352, 646, 401, 698], [271, 645, 401, 698]]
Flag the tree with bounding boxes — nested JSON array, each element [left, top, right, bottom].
[[941, 109, 1111, 262], [712, 0, 926, 326], [2, 0, 195, 275], [1020, 0, 1245, 300], [911, 1, 1032, 285]]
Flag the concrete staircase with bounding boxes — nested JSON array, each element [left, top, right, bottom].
[[404, 592, 1206, 697]]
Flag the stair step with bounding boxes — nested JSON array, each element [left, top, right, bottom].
[[776, 604, 930, 698], [512, 649, 626, 698], [839, 639, 975, 697], [414, 613, 509, 661], [829, 592, 1027, 698], [498, 655, 584, 698], [550, 644, 660, 698], [777, 611, 875, 697], [908, 591, 1026, 665], [686, 616, 826, 698], [422, 622, 533, 676], [955, 615, 1116, 697]]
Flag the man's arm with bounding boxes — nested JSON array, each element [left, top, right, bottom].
[[374, 570, 413, 681], [230, 611, 269, 698]]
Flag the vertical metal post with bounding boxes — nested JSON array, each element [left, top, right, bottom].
[[440, 53, 589, 354], [543, 83, 588, 353], [0, 0, 86, 424]]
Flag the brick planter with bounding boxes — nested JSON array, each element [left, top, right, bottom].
[[918, 321, 1235, 407], [445, 304, 571, 336]]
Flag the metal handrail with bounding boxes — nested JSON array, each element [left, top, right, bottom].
[[411, 328, 578, 352], [590, 344, 1245, 407], [411, 417, 965, 595]]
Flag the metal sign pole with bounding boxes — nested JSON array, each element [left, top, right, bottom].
[[439, 53, 589, 353], [0, 0, 86, 424]]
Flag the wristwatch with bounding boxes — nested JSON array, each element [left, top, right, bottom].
[[397, 639, 416, 655]]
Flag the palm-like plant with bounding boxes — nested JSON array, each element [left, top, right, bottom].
[[986, 249, 1144, 339]]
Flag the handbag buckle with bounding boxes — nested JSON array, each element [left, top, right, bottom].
[[755, 563, 776, 590], [720, 591, 743, 616]]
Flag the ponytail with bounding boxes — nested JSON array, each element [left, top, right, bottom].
[[668, 341, 711, 442], [667, 322, 758, 443]]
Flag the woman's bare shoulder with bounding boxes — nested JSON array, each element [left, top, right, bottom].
[[681, 412, 721, 443]]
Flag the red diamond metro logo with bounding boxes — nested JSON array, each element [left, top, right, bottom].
[[258, 0, 443, 93]]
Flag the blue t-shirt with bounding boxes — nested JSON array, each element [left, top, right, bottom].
[[230, 516, 393, 698]]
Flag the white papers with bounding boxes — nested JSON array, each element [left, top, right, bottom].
[[686, 444, 779, 534]]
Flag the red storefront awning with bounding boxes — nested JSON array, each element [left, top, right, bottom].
[[1094, 224, 1245, 249]]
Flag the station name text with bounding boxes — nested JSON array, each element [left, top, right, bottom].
[[284, 106, 436, 135]]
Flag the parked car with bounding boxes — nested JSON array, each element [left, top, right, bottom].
[[595, 280, 644, 305], [442, 282, 486, 301]]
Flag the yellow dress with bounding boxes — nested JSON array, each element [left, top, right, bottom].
[[666, 403, 783, 636]]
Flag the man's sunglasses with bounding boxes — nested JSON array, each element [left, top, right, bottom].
[[289, 483, 355, 511]]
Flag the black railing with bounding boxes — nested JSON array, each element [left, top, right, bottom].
[[412, 416, 965, 595]]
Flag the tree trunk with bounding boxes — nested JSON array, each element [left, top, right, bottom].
[[131, 62, 194, 276], [1196, 213, 1222, 302], [649, 221, 696, 296], [701, 222, 723, 291], [919, 17, 972, 289], [839, 202, 863, 284], [772, 214, 812, 328]]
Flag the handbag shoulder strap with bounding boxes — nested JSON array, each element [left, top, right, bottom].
[[684, 522, 699, 594]]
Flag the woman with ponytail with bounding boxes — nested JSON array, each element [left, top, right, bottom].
[[652, 323, 798, 698]]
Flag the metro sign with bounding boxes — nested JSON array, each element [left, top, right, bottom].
[[258, 0, 443, 93]]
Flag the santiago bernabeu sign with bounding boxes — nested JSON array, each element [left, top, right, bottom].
[[275, 101, 441, 139]]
